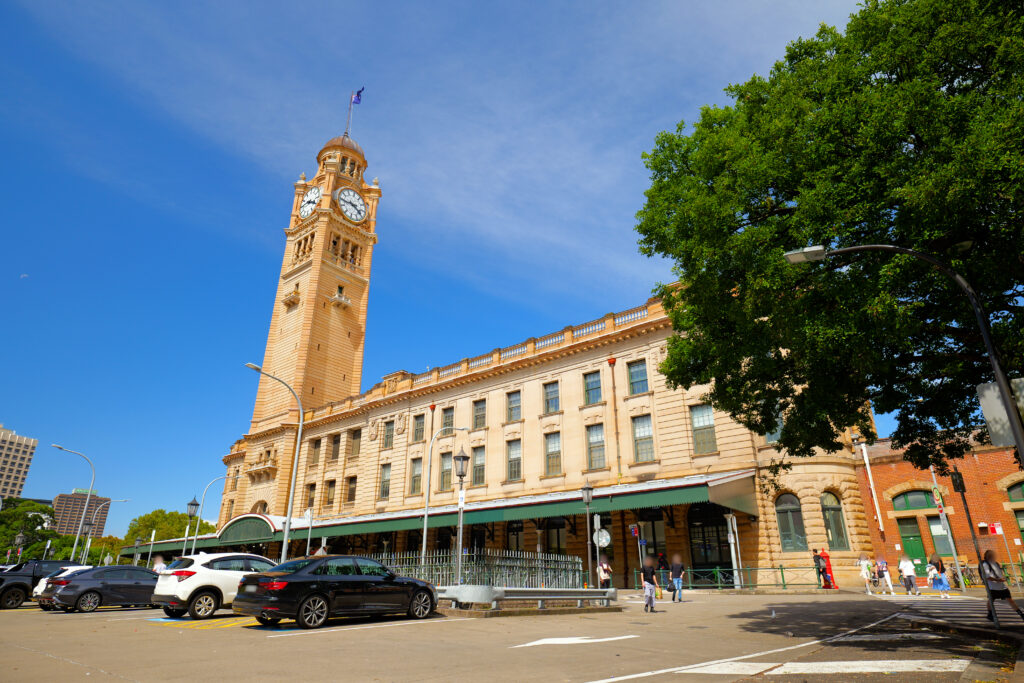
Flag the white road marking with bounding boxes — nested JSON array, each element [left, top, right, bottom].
[[832, 632, 942, 642], [512, 635, 638, 648], [584, 613, 898, 683], [768, 659, 970, 674], [266, 617, 472, 638], [675, 662, 767, 675]]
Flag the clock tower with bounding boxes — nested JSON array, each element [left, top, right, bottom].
[[250, 133, 382, 430]]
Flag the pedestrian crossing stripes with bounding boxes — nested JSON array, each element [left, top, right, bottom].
[[873, 593, 1024, 628]]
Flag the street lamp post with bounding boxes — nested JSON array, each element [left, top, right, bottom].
[[183, 497, 199, 556], [581, 483, 594, 588], [51, 445, 95, 562], [453, 448, 470, 585], [81, 520, 93, 562], [14, 532, 26, 560], [82, 498, 128, 564], [246, 363, 304, 563], [191, 474, 240, 554], [783, 243, 1024, 457], [420, 426, 470, 567], [133, 537, 142, 566]]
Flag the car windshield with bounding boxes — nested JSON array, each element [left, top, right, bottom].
[[3, 563, 27, 572], [165, 558, 194, 569], [45, 568, 67, 579], [268, 559, 315, 574]]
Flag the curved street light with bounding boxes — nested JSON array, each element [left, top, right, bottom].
[[191, 473, 242, 554], [420, 425, 469, 567], [246, 363, 304, 563], [51, 445, 95, 562], [783, 243, 1024, 456], [81, 498, 128, 564]]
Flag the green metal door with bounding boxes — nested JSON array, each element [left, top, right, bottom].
[[897, 517, 928, 577]]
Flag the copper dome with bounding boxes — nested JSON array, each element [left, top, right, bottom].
[[319, 133, 364, 158]]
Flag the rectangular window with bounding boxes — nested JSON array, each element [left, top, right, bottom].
[[379, 464, 391, 500], [349, 429, 361, 458], [764, 418, 783, 445], [690, 405, 717, 454], [324, 480, 336, 507], [306, 483, 316, 509], [346, 476, 357, 503], [544, 432, 562, 476], [330, 434, 341, 461], [439, 452, 453, 491], [442, 407, 454, 435], [382, 420, 395, 449], [226, 500, 234, 518], [928, 516, 953, 555], [506, 440, 522, 481], [412, 414, 425, 442], [632, 414, 655, 462], [409, 458, 422, 495], [627, 360, 649, 394], [309, 438, 321, 467], [583, 371, 602, 405], [471, 446, 486, 486], [543, 382, 560, 414], [472, 399, 486, 430], [506, 391, 521, 422], [230, 469, 238, 490], [586, 424, 606, 470]]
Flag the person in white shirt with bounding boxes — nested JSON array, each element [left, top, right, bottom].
[[151, 555, 167, 573], [898, 555, 920, 595], [858, 554, 874, 595], [980, 549, 1024, 622]]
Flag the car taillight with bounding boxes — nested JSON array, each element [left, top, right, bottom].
[[171, 570, 196, 582], [262, 581, 288, 591], [51, 580, 70, 586]]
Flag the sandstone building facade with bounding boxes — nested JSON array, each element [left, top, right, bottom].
[[140, 133, 879, 586]]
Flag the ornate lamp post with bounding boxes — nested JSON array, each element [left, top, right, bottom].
[[581, 482, 594, 587], [133, 536, 142, 566], [183, 497, 199, 556], [14, 531, 26, 560], [453, 448, 470, 585]]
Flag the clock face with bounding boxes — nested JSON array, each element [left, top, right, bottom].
[[298, 186, 322, 218], [336, 188, 367, 222]]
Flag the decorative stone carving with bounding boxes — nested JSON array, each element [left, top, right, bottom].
[[367, 419, 379, 441], [627, 401, 650, 416], [395, 413, 407, 434], [582, 413, 602, 426]]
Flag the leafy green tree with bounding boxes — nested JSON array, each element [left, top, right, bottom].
[[0, 499, 56, 549], [123, 509, 215, 547], [636, 0, 1024, 470]]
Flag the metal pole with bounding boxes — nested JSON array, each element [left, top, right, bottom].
[[857, 441, 885, 532], [585, 502, 593, 587], [420, 426, 468, 567], [957, 487, 983, 565], [306, 509, 313, 557], [146, 529, 155, 567], [192, 475, 237, 554], [83, 498, 127, 564], [456, 476, 466, 585], [246, 364, 304, 564], [182, 520, 191, 557], [52, 445, 95, 563], [928, 467, 966, 592], [826, 244, 1024, 457]]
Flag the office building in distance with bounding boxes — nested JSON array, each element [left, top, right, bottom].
[[0, 424, 38, 500]]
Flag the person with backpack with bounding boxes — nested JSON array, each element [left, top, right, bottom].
[[875, 557, 894, 595], [981, 549, 1024, 622], [812, 549, 826, 584], [926, 553, 951, 598]]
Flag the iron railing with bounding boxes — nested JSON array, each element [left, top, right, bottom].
[[632, 566, 823, 590], [368, 549, 584, 588]]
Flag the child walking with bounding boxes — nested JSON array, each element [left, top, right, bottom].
[[641, 555, 660, 613]]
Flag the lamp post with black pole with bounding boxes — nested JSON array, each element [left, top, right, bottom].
[[183, 497, 199, 557], [453, 448, 470, 586], [14, 532, 26, 562], [581, 483, 594, 588]]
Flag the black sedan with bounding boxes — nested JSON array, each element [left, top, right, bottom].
[[233, 555, 436, 628], [47, 566, 158, 612]]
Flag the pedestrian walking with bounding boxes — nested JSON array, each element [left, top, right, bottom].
[[812, 549, 826, 584], [875, 557, 894, 594], [858, 553, 874, 594], [641, 555, 660, 613], [926, 553, 951, 598], [597, 554, 613, 589], [820, 548, 837, 589], [151, 555, 166, 573], [899, 554, 920, 595], [669, 553, 685, 602], [980, 549, 1024, 623]]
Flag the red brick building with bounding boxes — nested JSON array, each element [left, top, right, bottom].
[[855, 438, 1023, 577]]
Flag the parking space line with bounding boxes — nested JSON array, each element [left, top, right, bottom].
[[768, 659, 971, 674], [267, 617, 472, 638]]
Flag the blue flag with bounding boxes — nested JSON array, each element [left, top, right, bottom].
[[352, 87, 364, 105]]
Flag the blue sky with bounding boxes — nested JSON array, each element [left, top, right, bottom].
[[0, 0, 878, 536]]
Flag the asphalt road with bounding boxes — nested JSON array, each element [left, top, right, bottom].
[[0, 591, 1011, 682]]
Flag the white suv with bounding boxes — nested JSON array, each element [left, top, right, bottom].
[[151, 553, 276, 619]]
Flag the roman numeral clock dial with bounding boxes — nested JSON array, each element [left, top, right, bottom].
[[298, 185, 322, 218], [336, 188, 367, 222]]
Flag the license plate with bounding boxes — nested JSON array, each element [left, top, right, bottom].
[[243, 584, 257, 593]]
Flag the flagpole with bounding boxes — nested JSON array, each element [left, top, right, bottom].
[[344, 91, 354, 136]]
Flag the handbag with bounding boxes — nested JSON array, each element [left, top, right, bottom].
[[655, 586, 663, 599]]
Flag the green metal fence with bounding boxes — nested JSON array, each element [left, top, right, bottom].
[[632, 566, 823, 590], [369, 549, 585, 588]]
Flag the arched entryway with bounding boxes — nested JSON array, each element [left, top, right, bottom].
[[687, 502, 731, 570]]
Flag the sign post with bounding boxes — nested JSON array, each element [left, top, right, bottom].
[[930, 467, 966, 592]]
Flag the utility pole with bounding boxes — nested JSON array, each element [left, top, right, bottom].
[[952, 468, 983, 565], [930, 466, 965, 592]]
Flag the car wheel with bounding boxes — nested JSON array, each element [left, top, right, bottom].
[[76, 591, 102, 613], [187, 591, 219, 620], [296, 594, 329, 629], [407, 590, 433, 619], [162, 606, 186, 618], [255, 615, 281, 626], [1, 588, 26, 610]]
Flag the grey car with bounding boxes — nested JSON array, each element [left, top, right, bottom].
[[48, 566, 158, 613]]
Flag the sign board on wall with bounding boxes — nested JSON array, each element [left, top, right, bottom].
[[894, 543, 901, 550], [992, 522, 1004, 535]]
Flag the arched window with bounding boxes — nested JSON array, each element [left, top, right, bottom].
[[251, 500, 269, 514], [892, 490, 934, 510], [820, 492, 849, 551], [1008, 483, 1024, 502], [775, 494, 807, 552]]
